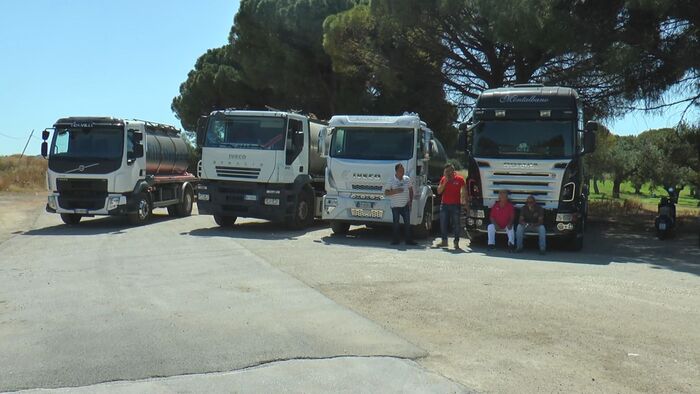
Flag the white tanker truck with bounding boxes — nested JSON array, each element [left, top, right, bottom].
[[195, 110, 327, 229], [41, 117, 197, 225]]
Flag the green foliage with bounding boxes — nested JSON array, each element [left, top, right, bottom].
[[584, 125, 615, 182], [323, 2, 458, 148], [173, 0, 362, 130], [171, 46, 266, 131]]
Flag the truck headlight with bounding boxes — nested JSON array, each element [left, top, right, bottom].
[[561, 182, 575, 202], [47, 195, 57, 210], [469, 209, 485, 218], [107, 196, 121, 210], [556, 213, 574, 222]]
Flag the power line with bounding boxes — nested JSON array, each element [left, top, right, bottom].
[[0, 131, 22, 140]]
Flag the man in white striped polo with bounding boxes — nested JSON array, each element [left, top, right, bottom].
[[384, 163, 417, 246]]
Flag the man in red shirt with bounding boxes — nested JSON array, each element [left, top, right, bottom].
[[436, 163, 466, 249], [488, 189, 515, 251]]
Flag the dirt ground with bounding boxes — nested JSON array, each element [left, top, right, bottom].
[[0, 192, 45, 244]]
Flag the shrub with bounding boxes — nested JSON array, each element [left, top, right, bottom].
[[0, 155, 47, 192]]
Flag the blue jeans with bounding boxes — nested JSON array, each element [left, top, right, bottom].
[[516, 224, 546, 251], [391, 205, 411, 242], [440, 204, 461, 242]]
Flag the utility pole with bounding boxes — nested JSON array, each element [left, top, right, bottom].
[[19, 129, 35, 159]]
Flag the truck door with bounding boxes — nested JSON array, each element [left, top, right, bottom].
[[283, 116, 308, 179]]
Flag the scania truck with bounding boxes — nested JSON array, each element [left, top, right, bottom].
[[461, 85, 598, 250], [41, 117, 197, 225], [320, 114, 448, 237], [195, 110, 327, 229]]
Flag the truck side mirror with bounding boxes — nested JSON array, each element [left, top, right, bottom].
[[41, 141, 48, 158], [318, 127, 328, 158], [583, 130, 596, 155], [133, 144, 144, 158], [42, 129, 51, 141], [196, 116, 208, 147]]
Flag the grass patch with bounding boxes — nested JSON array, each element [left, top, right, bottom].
[[0, 155, 47, 192], [589, 179, 699, 216]]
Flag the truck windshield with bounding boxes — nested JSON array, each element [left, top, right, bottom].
[[51, 126, 124, 160], [330, 127, 414, 160], [473, 121, 574, 159], [205, 116, 286, 150]]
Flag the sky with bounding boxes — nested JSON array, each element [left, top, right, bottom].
[[0, 0, 695, 156]]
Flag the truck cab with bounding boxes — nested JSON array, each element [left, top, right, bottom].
[[462, 85, 597, 250], [320, 114, 447, 237], [195, 110, 327, 229], [41, 117, 196, 225]]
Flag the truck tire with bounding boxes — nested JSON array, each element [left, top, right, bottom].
[[286, 189, 314, 230], [330, 221, 350, 235], [567, 219, 585, 251], [412, 201, 433, 239], [60, 214, 82, 225], [127, 194, 152, 225], [174, 186, 194, 217], [213, 214, 236, 227]]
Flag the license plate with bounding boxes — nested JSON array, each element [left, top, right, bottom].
[[350, 208, 383, 218], [244, 194, 257, 201], [356, 201, 373, 209], [658, 222, 666, 230], [75, 209, 88, 214]]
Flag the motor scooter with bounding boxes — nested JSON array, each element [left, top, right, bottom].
[[655, 187, 677, 240]]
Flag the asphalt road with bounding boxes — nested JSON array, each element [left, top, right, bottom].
[[1, 200, 699, 393]]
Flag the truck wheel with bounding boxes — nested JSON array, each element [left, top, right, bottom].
[[213, 214, 236, 227], [286, 189, 314, 230], [330, 221, 350, 235], [175, 187, 194, 217], [412, 201, 433, 239], [60, 214, 82, 225], [128, 194, 152, 225]]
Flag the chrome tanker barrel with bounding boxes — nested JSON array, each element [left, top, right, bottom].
[[308, 120, 329, 177], [144, 126, 190, 176]]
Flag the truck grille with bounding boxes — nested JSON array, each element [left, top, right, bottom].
[[215, 166, 260, 179], [56, 178, 108, 210], [486, 171, 557, 204], [352, 184, 383, 191]]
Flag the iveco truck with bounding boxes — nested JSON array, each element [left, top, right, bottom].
[[195, 110, 327, 229], [41, 117, 197, 225], [461, 85, 597, 250], [320, 114, 447, 237]]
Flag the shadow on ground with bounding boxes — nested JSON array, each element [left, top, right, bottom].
[[187, 220, 329, 241], [320, 220, 700, 276], [22, 213, 176, 236]]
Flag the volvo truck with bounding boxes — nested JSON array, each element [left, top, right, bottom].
[[195, 110, 327, 229], [461, 85, 598, 250], [41, 117, 197, 225], [320, 114, 448, 238]]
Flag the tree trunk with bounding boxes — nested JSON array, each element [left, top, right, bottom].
[[634, 184, 642, 195], [612, 178, 622, 199], [593, 178, 600, 194]]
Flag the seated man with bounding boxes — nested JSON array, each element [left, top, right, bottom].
[[516, 195, 546, 255], [487, 190, 515, 251]]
